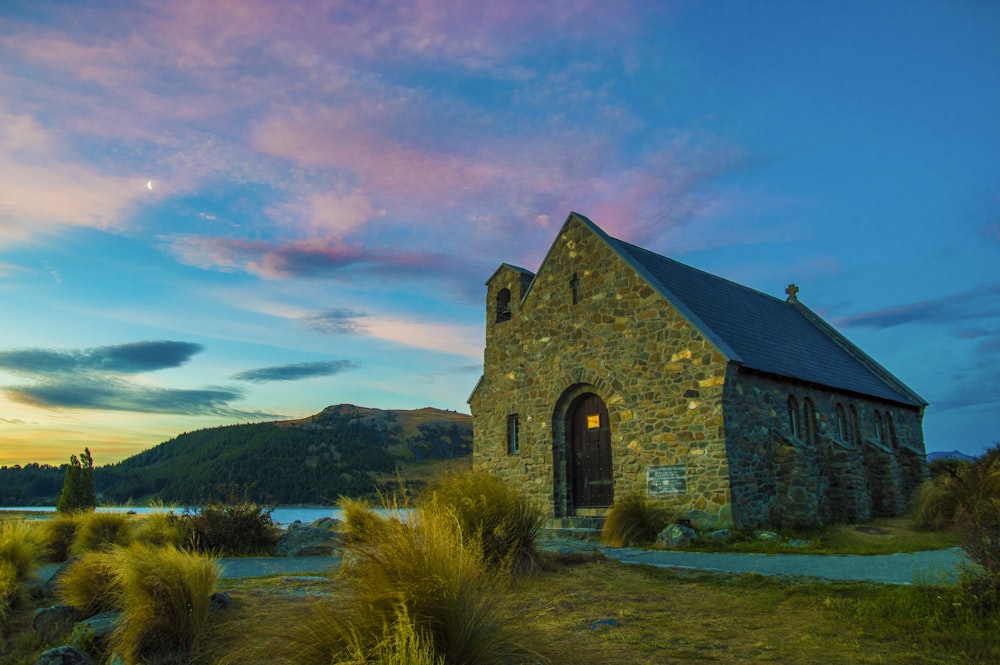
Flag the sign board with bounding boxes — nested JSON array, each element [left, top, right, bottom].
[[647, 464, 687, 495]]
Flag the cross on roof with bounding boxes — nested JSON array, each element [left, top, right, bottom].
[[785, 283, 799, 301]]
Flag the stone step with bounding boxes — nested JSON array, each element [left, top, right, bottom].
[[540, 516, 606, 541]]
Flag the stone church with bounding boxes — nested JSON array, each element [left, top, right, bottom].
[[469, 212, 928, 528]]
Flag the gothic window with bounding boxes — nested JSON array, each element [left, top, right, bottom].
[[804, 398, 819, 446], [874, 410, 883, 444], [787, 396, 801, 439], [886, 413, 898, 450], [570, 273, 580, 305], [506, 414, 519, 455], [495, 288, 512, 323], [849, 405, 861, 446], [836, 404, 848, 442]]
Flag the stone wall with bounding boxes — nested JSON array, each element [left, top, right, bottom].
[[470, 216, 732, 526], [722, 369, 928, 528]]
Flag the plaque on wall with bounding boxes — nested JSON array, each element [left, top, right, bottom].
[[647, 464, 687, 495]]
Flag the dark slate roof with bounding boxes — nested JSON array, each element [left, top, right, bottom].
[[599, 229, 925, 407]]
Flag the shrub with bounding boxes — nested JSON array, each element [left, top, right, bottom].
[[422, 472, 545, 570], [70, 511, 134, 555], [57, 550, 123, 618], [111, 544, 219, 665], [339, 496, 392, 545], [41, 512, 83, 562], [601, 493, 674, 547], [184, 501, 279, 555]]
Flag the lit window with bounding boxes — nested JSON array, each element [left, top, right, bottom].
[[506, 414, 519, 455], [586, 414, 601, 429]]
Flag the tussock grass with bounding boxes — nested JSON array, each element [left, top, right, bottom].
[[912, 448, 1000, 530], [601, 493, 673, 547], [40, 512, 82, 562], [111, 543, 219, 665], [423, 472, 545, 571], [0, 520, 42, 583], [0, 560, 19, 628], [264, 486, 536, 664], [134, 511, 189, 548], [57, 550, 123, 618], [70, 511, 134, 555]]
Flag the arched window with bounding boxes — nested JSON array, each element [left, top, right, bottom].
[[886, 413, 898, 450], [495, 288, 512, 323], [787, 396, 801, 439], [804, 398, 818, 446], [849, 405, 860, 446], [506, 413, 519, 454], [836, 404, 848, 442], [874, 410, 883, 444]]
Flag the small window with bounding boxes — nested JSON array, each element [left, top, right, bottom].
[[570, 273, 580, 305], [836, 404, 848, 442], [849, 405, 860, 446], [803, 398, 818, 446], [874, 410, 883, 443], [886, 413, 898, 450], [787, 396, 800, 438], [586, 414, 601, 429], [495, 289, 512, 323], [506, 414, 519, 455]]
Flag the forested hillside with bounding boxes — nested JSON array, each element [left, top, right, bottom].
[[0, 405, 471, 505]]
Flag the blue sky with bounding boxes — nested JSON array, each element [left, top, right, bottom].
[[0, 0, 997, 465]]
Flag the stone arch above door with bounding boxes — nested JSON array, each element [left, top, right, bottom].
[[551, 383, 616, 517]]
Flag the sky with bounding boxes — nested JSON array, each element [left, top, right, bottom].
[[0, 1, 997, 466]]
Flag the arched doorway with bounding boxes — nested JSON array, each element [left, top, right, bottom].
[[568, 393, 613, 509]]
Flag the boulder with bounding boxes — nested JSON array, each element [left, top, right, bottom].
[[753, 530, 783, 543], [33, 646, 95, 665], [655, 523, 697, 549], [272, 519, 343, 557], [69, 611, 119, 654], [210, 591, 232, 610], [33, 605, 82, 644], [702, 528, 733, 542]]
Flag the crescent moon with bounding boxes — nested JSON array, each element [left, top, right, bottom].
[[147, 180, 153, 190]]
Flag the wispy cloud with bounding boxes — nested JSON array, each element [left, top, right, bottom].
[[0, 341, 203, 376], [301, 309, 368, 335], [4, 376, 253, 417], [835, 284, 1000, 330], [231, 360, 359, 383], [0, 341, 263, 417]]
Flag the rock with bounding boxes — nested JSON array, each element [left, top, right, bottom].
[[753, 530, 783, 543], [702, 528, 732, 542], [33, 605, 82, 644], [69, 611, 119, 654], [29, 559, 78, 600], [33, 646, 95, 665], [210, 591, 231, 610], [272, 521, 343, 557], [655, 523, 697, 549], [590, 618, 618, 630]]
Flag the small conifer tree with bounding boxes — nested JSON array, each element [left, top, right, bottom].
[[57, 448, 96, 512]]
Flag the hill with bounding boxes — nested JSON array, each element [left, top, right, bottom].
[[927, 450, 978, 462], [0, 405, 472, 506]]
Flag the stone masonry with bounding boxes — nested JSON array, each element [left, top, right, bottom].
[[470, 212, 928, 529]]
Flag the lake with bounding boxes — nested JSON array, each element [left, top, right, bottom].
[[0, 505, 345, 526]]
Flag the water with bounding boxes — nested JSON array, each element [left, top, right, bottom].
[[0, 505, 343, 527]]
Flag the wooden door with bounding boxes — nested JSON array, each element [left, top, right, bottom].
[[570, 394, 613, 508]]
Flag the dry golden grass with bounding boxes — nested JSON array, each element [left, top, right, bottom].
[[57, 550, 123, 617], [191, 555, 1000, 665]]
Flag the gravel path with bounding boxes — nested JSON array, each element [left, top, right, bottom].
[[36, 543, 970, 586], [214, 542, 969, 586]]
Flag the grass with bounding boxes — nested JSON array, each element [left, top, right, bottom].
[[601, 493, 674, 547], [57, 550, 123, 617], [193, 554, 1000, 665], [111, 544, 220, 665], [70, 510, 134, 556]]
